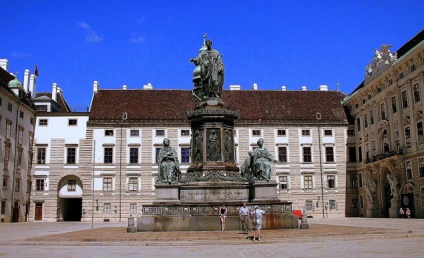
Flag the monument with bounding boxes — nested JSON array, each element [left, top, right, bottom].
[[138, 34, 297, 231]]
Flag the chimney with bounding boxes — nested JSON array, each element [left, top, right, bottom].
[[52, 83, 58, 102], [230, 85, 241, 90], [301, 86, 307, 91], [29, 74, 37, 98], [57, 87, 63, 96], [143, 83, 153, 90], [0, 59, 8, 71], [23, 69, 30, 93], [122, 84, 127, 90], [281, 86, 286, 91], [93, 81, 100, 93], [319, 84, 328, 91], [252, 83, 258, 90]]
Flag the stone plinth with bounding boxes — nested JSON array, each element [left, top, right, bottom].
[[389, 198, 401, 218], [252, 181, 279, 201], [153, 183, 181, 204]]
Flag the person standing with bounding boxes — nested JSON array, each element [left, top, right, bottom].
[[219, 204, 228, 231], [251, 206, 265, 241], [406, 208, 411, 219], [239, 203, 249, 234], [399, 208, 405, 218]]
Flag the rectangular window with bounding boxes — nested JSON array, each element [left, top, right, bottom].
[[68, 119, 77, 126], [417, 122, 424, 145], [277, 129, 286, 136], [413, 83, 421, 103], [4, 144, 10, 170], [1, 201, 6, 215], [348, 147, 357, 162], [36, 179, 45, 191], [350, 174, 358, 188], [324, 130, 332, 136], [252, 130, 261, 136], [303, 147, 312, 162], [399, 72, 404, 79], [358, 173, 363, 187], [39, 119, 48, 126], [419, 158, 424, 178], [305, 200, 313, 211], [19, 111, 24, 118], [301, 129, 310, 136], [327, 175, 335, 189], [347, 129, 355, 136], [370, 110, 374, 125], [304, 175, 313, 190], [36, 105, 47, 112], [67, 147, 76, 164], [402, 90, 408, 109], [391, 96, 397, 114], [155, 148, 161, 162], [364, 113, 368, 128], [278, 146, 287, 162], [358, 146, 362, 163], [325, 146, 334, 162], [279, 175, 288, 189], [405, 127, 411, 148], [37, 148, 46, 164], [129, 148, 139, 164], [105, 129, 114, 136], [405, 161, 412, 180], [380, 103, 386, 120], [15, 179, 20, 191], [103, 203, 111, 214], [7, 102, 12, 111], [181, 148, 190, 163], [104, 148, 113, 163], [130, 203, 137, 214], [18, 129, 23, 144], [128, 177, 138, 191], [6, 122, 12, 138], [156, 130, 165, 136], [68, 180, 76, 191], [103, 177, 113, 191], [181, 130, 190, 136], [329, 200, 336, 210], [2, 176, 7, 190], [130, 130, 139, 136], [411, 63, 416, 72]]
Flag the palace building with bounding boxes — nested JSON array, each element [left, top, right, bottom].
[[30, 82, 348, 222], [343, 30, 424, 218], [0, 60, 36, 222]]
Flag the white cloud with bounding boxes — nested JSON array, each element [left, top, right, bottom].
[[129, 36, 146, 43], [76, 21, 103, 42]]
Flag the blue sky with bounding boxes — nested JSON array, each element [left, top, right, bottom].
[[1, 1, 423, 111]]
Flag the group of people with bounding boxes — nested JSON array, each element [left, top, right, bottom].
[[399, 207, 411, 219], [219, 203, 265, 241]]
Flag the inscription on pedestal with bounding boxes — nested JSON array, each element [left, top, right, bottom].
[[181, 188, 248, 202]]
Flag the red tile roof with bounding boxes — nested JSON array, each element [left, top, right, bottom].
[[89, 89, 347, 124]]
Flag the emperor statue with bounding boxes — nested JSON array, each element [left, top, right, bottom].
[[190, 33, 225, 100]]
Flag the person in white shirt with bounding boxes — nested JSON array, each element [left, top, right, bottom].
[[250, 206, 265, 241], [239, 203, 249, 234]]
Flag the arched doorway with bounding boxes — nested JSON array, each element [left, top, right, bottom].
[[57, 175, 83, 221]]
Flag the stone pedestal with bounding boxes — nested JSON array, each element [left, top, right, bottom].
[[153, 183, 181, 204], [252, 181, 279, 202], [389, 198, 401, 218], [180, 181, 249, 203]]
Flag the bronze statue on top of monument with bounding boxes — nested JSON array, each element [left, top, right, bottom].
[[190, 33, 225, 101]]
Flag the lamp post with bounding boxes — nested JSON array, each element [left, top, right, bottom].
[[119, 112, 127, 222], [316, 112, 325, 218]]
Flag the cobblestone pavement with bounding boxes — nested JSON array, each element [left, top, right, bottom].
[[0, 218, 423, 257]]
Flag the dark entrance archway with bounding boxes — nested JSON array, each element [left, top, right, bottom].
[[59, 198, 82, 221]]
